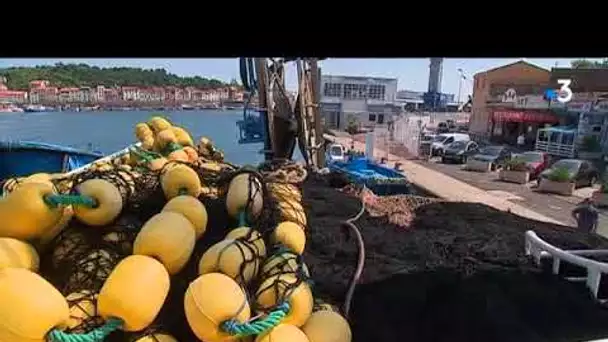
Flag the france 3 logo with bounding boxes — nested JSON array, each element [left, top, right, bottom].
[[544, 79, 573, 104]]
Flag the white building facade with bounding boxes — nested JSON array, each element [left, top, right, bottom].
[[320, 75, 400, 130]]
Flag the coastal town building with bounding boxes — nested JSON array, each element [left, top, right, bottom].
[[0, 77, 27, 104], [470, 60, 555, 144], [0, 76, 248, 106], [320, 74, 400, 130]]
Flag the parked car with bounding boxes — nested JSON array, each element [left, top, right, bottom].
[[431, 133, 470, 157], [441, 140, 479, 164], [437, 122, 450, 134], [470, 145, 516, 171], [538, 159, 599, 188], [325, 143, 346, 164], [514, 151, 550, 179]]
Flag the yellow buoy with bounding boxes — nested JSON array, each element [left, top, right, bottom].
[[272, 221, 306, 255], [160, 164, 202, 199], [255, 274, 313, 327], [261, 252, 310, 279], [64, 290, 101, 332], [148, 116, 172, 133], [0, 268, 69, 342], [134, 333, 178, 342], [148, 157, 168, 171], [301, 310, 352, 342], [184, 273, 251, 342], [225, 173, 264, 220], [0, 237, 39, 271], [133, 212, 196, 274], [182, 146, 199, 163], [73, 179, 123, 227], [135, 123, 154, 141], [225, 227, 266, 257], [162, 195, 208, 239], [141, 136, 156, 151], [39, 205, 74, 247], [171, 126, 194, 147], [0, 181, 63, 240], [98, 255, 170, 332], [255, 324, 310, 342], [199, 239, 260, 284], [156, 129, 178, 149]]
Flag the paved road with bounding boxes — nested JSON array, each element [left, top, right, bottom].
[[412, 158, 608, 233]]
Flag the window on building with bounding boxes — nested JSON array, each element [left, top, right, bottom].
[[368, 113, 377, 122], [368, 85, 386, 100], [343, 84, 368, 100], [323, 83, 342, 97]]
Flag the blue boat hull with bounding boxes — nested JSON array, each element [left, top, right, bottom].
[[0, 141, 103, 180]]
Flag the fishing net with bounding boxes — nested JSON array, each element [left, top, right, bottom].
[[301, 174, 608, 342]]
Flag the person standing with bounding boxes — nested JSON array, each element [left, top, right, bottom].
[[572, 198, 600, 234], [517, 133, 526, 150]]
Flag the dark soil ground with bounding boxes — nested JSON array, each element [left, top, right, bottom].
[[301, 175, 608, 342]]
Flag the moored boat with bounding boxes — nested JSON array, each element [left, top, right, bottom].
[[0, 141, 103, 180]]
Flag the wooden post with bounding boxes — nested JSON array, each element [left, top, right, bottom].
[[254, 58, 274, 161]]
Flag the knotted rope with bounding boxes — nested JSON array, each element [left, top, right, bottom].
[[221, 302, 290, 337], [44, 194, 97, 208], [47, 318, 122, 342]]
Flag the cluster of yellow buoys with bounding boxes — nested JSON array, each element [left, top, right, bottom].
[[0, 116, 351, 342]]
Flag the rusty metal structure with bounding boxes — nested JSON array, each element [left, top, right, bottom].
[[237, 58, 325, 168]]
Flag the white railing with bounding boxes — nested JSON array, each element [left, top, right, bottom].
[[535, 141, 576, 158], [525, 230, 608, 302]]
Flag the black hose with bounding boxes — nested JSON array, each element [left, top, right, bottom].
[[340, 197, 366, 320]]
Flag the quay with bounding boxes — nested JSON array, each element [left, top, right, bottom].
[[324, 133, 566, 226]]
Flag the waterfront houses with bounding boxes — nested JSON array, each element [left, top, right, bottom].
[[4, 78, 246, 106]]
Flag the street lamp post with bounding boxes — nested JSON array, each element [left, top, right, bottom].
[[457, 68, 467, 111]]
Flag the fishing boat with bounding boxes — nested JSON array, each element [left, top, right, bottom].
[[0, 141, 103, 180], [23, 105, 49, 113]]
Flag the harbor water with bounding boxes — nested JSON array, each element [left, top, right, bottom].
[[0, 110, 272, 166]]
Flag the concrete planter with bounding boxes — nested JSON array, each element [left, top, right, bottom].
[[499, 169, 530, 184], [465, 159, 492, 172], [538, 178, 575, 196], [592, 190, 608, 208], [578, 151, 603, 160]]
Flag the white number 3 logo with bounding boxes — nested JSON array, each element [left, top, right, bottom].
[[557, 79, 573, 103]]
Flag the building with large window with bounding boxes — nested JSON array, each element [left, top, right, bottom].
[[320, 75, 399, 130]]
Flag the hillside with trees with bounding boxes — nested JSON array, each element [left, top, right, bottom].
[[0, 63, 231, 90], [570, 59, 608, 69]]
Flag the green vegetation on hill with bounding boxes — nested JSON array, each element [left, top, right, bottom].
[[0, 63, 232, 89], [571, 59, 608, 69]]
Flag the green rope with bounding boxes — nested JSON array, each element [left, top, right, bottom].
[[162, 142, 183, 156], [47, 318, 122, 342], [238, 210, 247, 227], [129, 148, 154, 163], [221, 302, 290, 337], [44, 194, 97, 208]]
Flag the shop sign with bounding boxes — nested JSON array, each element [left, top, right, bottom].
[[493, 111, 559, 123]]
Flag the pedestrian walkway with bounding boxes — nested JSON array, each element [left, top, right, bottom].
[[325, 134, 566, 226]]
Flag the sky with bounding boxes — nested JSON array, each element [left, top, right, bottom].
[[0, 58, 602, 102]]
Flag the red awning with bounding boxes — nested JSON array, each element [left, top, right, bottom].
[[492, 111, 559, 124]]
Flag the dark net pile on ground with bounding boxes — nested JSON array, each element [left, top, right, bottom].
[[302, 175, 608, 342]]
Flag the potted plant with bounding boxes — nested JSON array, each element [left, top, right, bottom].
[[538, 166, 575, 196], [578, 135, 603, 160], [499, 157, 530, 184]]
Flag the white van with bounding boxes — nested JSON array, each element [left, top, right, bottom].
[[431, 133, 470, 156]]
